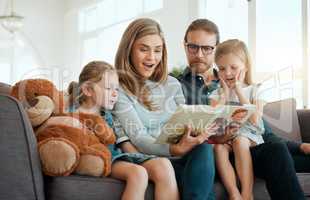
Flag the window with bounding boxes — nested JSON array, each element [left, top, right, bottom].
[[256, 0, 304, 107], [202, 0, 248, 43], [82, 20, 131, 65], [256, 0, 302, 73], [116, 0, 143, 22], [97, 21, 131, 64], [0, 32, 40, 84], [79, 0, 163, 66], [144, 0, 163, 12], [201, 0, 309, 108]]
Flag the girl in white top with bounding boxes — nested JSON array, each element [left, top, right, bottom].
[[210, 39, 264, 200]]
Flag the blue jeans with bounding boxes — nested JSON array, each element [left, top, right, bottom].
[[170, 143, 215, 200]]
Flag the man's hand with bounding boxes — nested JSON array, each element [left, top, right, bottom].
[[300, 143, 310, 155]]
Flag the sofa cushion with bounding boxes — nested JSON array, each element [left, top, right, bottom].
[[214, 178, 270, 200], [0, 95, 45, 200], [0, 82, 11, 95], [297, 109, 310, 143], [297, 173, 310, 197], [215, 174, 310, 199], [263, 98, 302, 142], [45, 175, 154, 200]]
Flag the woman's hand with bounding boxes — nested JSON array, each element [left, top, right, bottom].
[[209, 122, 240, 144], [170, 125, 214, 156]]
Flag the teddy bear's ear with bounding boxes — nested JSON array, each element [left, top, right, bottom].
[[11, 78, 67, 115], [26, 96, 54, 127]]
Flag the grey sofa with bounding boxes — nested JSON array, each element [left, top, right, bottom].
[[0, 82, 309, 200]]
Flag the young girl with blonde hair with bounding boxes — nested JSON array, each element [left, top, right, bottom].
[[210, 39, 265, 200], [68, 60, 179, 200]]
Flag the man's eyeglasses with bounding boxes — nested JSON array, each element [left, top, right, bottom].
[[185, 43, 215, 55]]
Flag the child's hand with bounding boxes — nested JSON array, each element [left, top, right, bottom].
[[234, 69, 246, 92], [219, 76, 230, 99], [220, 69, 245, 91]]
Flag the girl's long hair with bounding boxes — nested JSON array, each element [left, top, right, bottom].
[[215, 39, 253, 85]]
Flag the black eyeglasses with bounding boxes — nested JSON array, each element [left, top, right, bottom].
[[185, 43, 216, 55]]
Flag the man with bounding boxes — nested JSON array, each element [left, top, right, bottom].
[[178, 18, 307, 199]]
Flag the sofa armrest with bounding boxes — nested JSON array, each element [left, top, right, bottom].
[[0, 82, 11, 95], [297, 109, 310, 143], [0, 94, 45, 200]]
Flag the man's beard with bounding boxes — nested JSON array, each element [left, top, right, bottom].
[[190, 60, 211, 74]]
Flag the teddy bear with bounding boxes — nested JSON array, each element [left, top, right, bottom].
[[10, 79, 116, 177]]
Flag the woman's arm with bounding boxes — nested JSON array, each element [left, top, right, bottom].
[[113, 91, 171, 156]]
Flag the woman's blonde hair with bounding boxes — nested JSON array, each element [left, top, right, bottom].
[[115, 18, 168, 110], [215, 39, 253, 85], [68, 61, 116, 107]]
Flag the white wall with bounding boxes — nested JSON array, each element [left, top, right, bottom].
[[17, 0, 65, 67], [0, 0, 65, 85]]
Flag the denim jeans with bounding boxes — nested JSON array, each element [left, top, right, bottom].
[[170, 143, 215, 200]]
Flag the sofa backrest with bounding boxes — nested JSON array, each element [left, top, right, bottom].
[[0, 82, 11, 95], [263, 98, 302, 142], [0, 95, 45, 200]]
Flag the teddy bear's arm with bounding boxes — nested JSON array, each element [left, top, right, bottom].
[[68, 112, 116, 145]]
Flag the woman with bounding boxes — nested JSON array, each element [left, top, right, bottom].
[[113, 18, 216, 200]]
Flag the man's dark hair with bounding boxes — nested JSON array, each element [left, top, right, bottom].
[[184, 19, 220, 44]]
